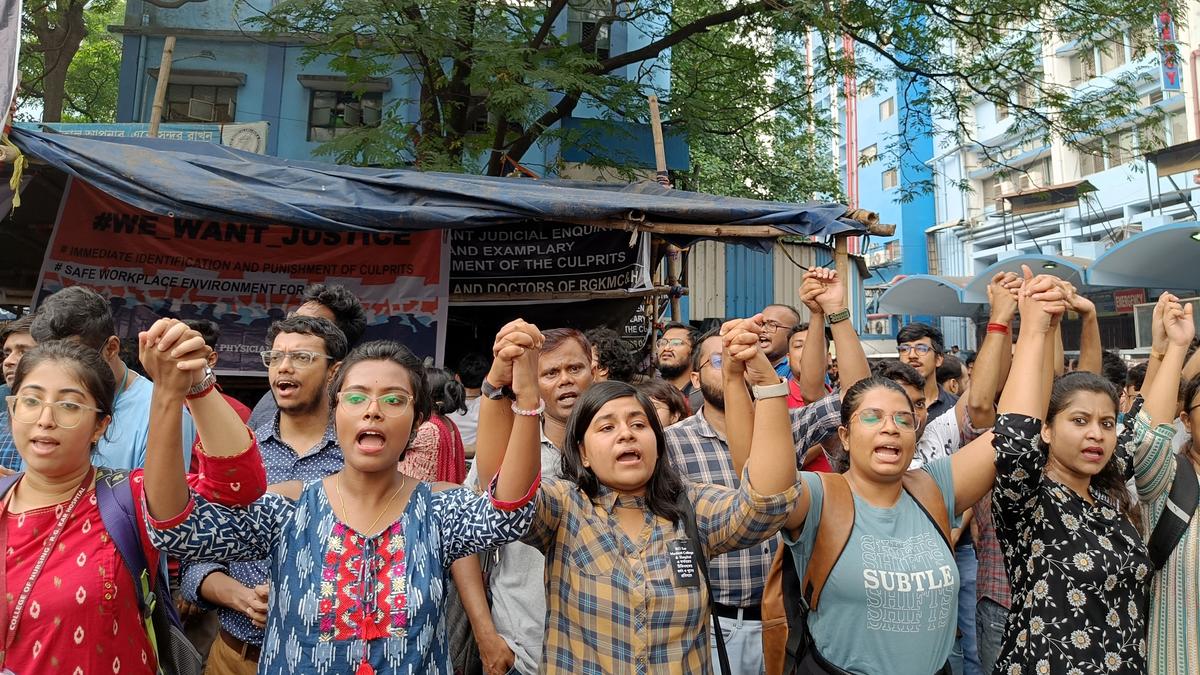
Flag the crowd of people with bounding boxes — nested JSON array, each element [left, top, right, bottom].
[[0, 266, 1197, 675]]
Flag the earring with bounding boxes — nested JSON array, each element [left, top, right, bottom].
[[583, 460, 590, 468]]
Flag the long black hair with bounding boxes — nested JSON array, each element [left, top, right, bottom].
[[426, 366, 467, 416], [1044, 371, 1140, 530], [560, 380, 685, 525]]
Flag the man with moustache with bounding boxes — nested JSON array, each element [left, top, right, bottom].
[[759, 303, 803, 378], [0, 315, 34, 470], [460, 327, 596, 675], [666, 269, 869, 673], [655, 321, 702, 414], [181, 316, 348, 674]]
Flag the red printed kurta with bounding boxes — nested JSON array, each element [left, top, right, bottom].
[[2, 442, 265, 674]]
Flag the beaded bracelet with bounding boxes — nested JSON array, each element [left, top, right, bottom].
[[512, 399, 545, 417]]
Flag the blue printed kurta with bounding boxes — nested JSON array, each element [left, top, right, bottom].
[[148, 480, 534, 674]]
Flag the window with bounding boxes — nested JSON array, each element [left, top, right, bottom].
[[882, 168, 899, 189], [1097, 37, 1127, 74], [1078, 129, 1135, 174], [1078, 140, 1105, 176], [1069, 49, 1096, 85], [879, 97, 895, 120], [1105, 130, 1132, 166], [860, 144, 878, 165], [1169, 108, 1189, 145], [164, 84, 236, 123], [307, 90, 383, 142], [568, 0, 611, 60], [981, 175, 1001, 203]]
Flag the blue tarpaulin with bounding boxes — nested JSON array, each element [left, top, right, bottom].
[[11, 127, 861, 240]]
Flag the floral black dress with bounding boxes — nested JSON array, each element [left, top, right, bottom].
[[991, 412, 1151, 675]]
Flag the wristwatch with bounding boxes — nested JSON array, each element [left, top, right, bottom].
[[187, 367, 216, 397], [826, 308, 851, 325], [481, 378, 513, 401], [751, 380, 789, 400]]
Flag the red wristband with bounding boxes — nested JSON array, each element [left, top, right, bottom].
[[185, 382, 216, 400], [986, 322, 1009, 334]]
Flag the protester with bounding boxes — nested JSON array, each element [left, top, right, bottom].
[[937, 354, 967, 397], [0, 315, 34, 469], [759, 303, 803, 378], [398, 366, 468, 483], [896, 321, 957, 421], [635, 376, 690, 427], [1122, 361, 1147, 415], [30, 286, 196, 469], [784, 322, 833, 409], [0, 332, 264, 674], [246, 283, 367, 430], [477, 317, 802, 673], [655, 321, 702, 413], [991, 268, 1150, 675], [180, 315, 349, 674], [458, 326, 596, 675], [1132, 293, 1196, 675], [666, 268, 869, 672], [448, 352, 489, 458], [144, 326, 542, 674], [585, 326, 638, 382]]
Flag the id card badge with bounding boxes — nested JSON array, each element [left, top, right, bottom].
[[667, 539, 701, 588]]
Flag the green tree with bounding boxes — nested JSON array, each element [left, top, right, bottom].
[[250, 0, 1172, 193], [19, 0, 124, 122]]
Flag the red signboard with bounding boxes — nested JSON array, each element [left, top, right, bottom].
[[1113, 288, 1146, 313]]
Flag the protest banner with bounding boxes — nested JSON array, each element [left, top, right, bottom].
[[35, 178, 449, 373]]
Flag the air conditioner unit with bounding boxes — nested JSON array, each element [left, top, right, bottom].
[[187, 98, 215, 122], [999, 180, 1016, 195], [1020, 170, 1044, 190]]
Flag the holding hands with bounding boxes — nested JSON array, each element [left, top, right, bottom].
[[799, 267, 846, 316], [488, 319, 544, 408], [138, 318, 212, 395], [1157, 292, 1196, 348], [720, 315, 779, 386], [1016, 265, 1068, 334], [986, 271, 1019, 324]]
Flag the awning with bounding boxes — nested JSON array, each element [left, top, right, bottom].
[[962, 254, 1089, 302], [1087, 223, 1200, 290], [877, 275, 982, 317], [10, 127, 863, 244]]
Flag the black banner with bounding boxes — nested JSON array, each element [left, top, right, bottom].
[[450, 224, 647, 298]]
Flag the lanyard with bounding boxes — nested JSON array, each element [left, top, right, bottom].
[[0, 468, 95, 666]]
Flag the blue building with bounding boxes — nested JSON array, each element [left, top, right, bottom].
[[112, 0, 687, 173]]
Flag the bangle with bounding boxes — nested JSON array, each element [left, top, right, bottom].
[[986, 322, 1009, 334], [185, 381, 216, 400], [1150, 349, 1166, 361], [512, 399, 545, 417]]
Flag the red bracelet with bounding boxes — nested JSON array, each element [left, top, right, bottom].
[[185, 382, 216, 400], [986, 322, 1009, 334]]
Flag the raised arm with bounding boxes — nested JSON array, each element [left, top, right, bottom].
[[1135, 293, 1194, 505], [963, 272, 1018, 430], [491, 325, 544, 504], [951, 266, 1066, 508], [724, 318, 797, 494], [473, 320, 540, 488], [1067, 283, 1102, 375], [140, 318, 260, 521], [805, 268, 869, 393], [1145, 294, 1195, 426], [721, 316, 758, 476], [798, 275, 830, 404]]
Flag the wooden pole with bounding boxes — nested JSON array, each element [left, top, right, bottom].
[[647, 95, 669, 186], [148, 36, 177, 138]]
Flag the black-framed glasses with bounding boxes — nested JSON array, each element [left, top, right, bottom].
[[851, 407, 917, 432], [657, 337, 687, 349], [6, 395, 103, 429], [260, 350, 333, 369], [760, 319, 789, 335], [898, 344, 935, 356], [337, 391, 414, 417]]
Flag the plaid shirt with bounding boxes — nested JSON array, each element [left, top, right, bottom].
[[973, 492, 1010, 608], [525, 474, 797, 674], [0, 384, 18, 471], [664, 394, 840, 607]]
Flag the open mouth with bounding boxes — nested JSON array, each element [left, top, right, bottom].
[[557, 392, 579, 407], [356, 429, 387, 453], [873, 444, 903, 463], [616, 448, 643, 464], [1081, 446, 1105, 462], [28, 436, 60, 455], [274, 379, 300, 396]]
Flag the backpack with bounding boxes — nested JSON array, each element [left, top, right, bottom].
[[0, 469, 203, 675], [1146, 452, 1200, 570], [762, 470, 952, 675]]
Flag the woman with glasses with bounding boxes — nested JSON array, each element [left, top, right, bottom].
[[142, 325, 544, 675], [0, 334, 264, 674]]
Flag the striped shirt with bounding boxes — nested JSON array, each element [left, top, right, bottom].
[[1133, 409, 1197, 675], [664, 395, 841, 607], [525, 474, 798, 674]]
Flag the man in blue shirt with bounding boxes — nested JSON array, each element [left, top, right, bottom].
[[29, 286, 195, 469], [759, 303, 804, 379], [182, 315, 348, 674], [0, 315, 35, 471]]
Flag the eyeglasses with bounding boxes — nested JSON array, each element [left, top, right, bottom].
[[760, 319, 790, 335], [898, 344, 935, 356], [700, 353, 724, 370], [337, 391, 414, 417], [260, 350, 333, 369], [657, 337, 687, 348], [7, 395, 103, 429], [851, 408, 917, 432]]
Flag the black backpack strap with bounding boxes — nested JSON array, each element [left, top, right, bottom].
[[780, 546, 808, 675], [1148, 453, 1199, 570], [676, 487, 731, 675]]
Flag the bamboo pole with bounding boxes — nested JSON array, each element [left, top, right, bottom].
[[148, 36, 177, 138], [647, 95, 669, 186]]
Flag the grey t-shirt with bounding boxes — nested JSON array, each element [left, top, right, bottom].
[[464, 436, 561, 675], [785, 457, 959, 675]]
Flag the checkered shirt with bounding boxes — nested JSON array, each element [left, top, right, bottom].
[[525, 474, 798, 674], [664, 394, 840, 607]]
